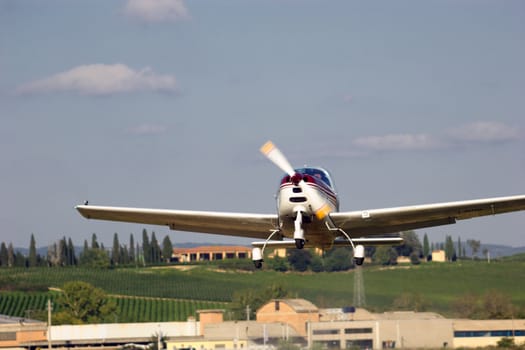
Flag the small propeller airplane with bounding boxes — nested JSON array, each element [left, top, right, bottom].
[[76, 141, 525, 268]]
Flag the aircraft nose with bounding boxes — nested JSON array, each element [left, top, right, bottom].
[[291, 173, 303, 185]]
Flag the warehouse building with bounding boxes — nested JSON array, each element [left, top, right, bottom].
[[2, 299, 525, 349], [255, 299, 525, 349]]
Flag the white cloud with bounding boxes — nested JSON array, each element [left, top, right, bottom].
[[124, 0, 190, 23], [353, 133, 441, 151], [17, 64, 177, 96], [447, 121, 520, 143]]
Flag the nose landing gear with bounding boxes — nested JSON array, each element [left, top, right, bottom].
[[293, 209, 306, 249]]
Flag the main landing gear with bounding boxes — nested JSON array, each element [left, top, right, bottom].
[[251, 228, 281, 269], [325, 221, 365, 266], [252, 210, 308, 269], [251, 214, 367, 269]]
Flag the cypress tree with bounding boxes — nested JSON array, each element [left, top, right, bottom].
[[29, 234, 38, 267], [7, 243, 15, 267], [423, 233, 430, 258], [129, 233, 135, 263], [162, 235, 173, 263], [60, 237, 68, 266], [142, 229, 150, 264], [91, 233, 99, 249], [151, 232, 160, 263], [112, 233, 120, 265], [0, 242, 8, 266], [445, 235, 455, 261], [68, 238, 77, 266]]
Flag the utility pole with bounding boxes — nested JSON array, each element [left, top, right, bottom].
[[47, 299, 52, 350], [157, 325, 162, 350], [246, 305, 251, 321]]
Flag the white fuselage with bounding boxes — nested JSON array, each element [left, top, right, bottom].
[[275, 167, 340, 246]]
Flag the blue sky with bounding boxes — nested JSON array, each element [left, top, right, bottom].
[[1, 0, 524, 249]]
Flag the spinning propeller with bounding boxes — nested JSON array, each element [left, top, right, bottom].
[[260, 141, 333, 220]]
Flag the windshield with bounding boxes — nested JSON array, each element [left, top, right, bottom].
[[295, 167, 334, 188]]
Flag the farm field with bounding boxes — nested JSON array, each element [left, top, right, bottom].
[[1, 260, 525, 321], [0, 292, 225, 322]]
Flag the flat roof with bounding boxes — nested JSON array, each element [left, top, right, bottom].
[[0, 314, 45, 325]]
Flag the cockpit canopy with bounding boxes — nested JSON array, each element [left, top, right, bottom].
[[280, 167, 335, 189]]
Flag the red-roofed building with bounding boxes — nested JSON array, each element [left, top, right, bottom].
[[171, 246, 252, 263]]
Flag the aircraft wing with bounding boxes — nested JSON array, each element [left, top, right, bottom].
[[75, 205, 278, 240], [330, 194, 525, 236], [251, 236, 404, 249]]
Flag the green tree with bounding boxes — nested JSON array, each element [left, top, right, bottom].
[[230, 284, 289, 320], [142, 229, 151, 264], [287, 249, 311, 272], [324, 248, 353, 271], [0, 242, 8, 267], [111, 233, 120, 266], [28, 234, 37, 267], [409, 251, 421, 265], [445, 235, 455, 261], [120, 245, 129, 265], [423, 233, 430, 259], [309, 254, 324, 272], [14, 251, 26, 267], [497, 337, 517, 348], [79, 248, 110, 268], [68, 238, 77, 266], [453, 291, 516, 319], [7, 243, 15, 267], [396, 230, 422, 257], [162, 235, 173, 263], [267, 255, 289, 272], [150, 232, 161, 264], [91, 233, 100, 249], [483, 290, 516, 319], [129, 233, 135, 263], [453, 293, 480, 319], [467, 239, 481, 258], [54, 281, 117, 324], [392, 292, 430, 312], [59, 237, 68, 266], [373, 246, 398, 265]]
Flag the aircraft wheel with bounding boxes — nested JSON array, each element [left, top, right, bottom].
[[354, 257, 364, 266], [254, 261, 263, 269], [295, 239, 305, 249]]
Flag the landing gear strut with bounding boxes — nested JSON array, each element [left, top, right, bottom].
[[251, 229, 281, 269], [293, 210, 306, 249], [325, 221, 365, 266]]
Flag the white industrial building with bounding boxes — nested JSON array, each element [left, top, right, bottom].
[[2, 299, 525, 350]]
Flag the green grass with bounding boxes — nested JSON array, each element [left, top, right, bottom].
[[1, 260, 525, 318]]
